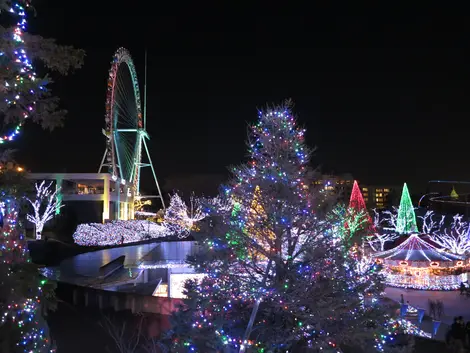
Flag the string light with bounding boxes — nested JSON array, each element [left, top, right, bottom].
[[72, 220, 172, 246], [26, 181, 63, 240], [396, 183, 417, 234], [0, 1, 40, 144], [170, 106, 407, 353], [374, 234, 468, 290], [1, 200, 55, 352]]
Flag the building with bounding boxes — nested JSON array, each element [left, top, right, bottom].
[[28, 173, 135, 225], [312, 173, 355, 203], [360, 185, 399, 209]]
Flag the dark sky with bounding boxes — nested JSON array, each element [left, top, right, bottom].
[[12, 2, 470, 195]]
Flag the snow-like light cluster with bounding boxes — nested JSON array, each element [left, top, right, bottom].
[[73, 220, 172, 246]]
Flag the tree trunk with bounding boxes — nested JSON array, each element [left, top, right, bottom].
[[36, 224, 43, 240], [239, 260, 272, 353]]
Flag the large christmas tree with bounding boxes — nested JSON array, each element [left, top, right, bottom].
[[169, 102, 403, 353], [0, 0, 84, 142], [0, 1, 83, 350], [0, 162, 56, 352]]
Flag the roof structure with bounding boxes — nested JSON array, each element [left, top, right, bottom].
[[374, 234, 464, 262]]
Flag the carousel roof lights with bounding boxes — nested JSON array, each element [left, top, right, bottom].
[[375, 233, 464, 262]]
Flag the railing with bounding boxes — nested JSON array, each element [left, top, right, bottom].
[[56, 281, 183, 316]]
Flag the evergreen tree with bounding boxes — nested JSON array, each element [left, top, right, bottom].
[[0, 0, 84, 140], [396, 183, 417, 234], [168, 102, 405, 353], [0, 1, 83, 351]]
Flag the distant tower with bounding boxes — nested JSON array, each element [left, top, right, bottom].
[[396, 183, 417, 234], [450, 186, 459, 199]]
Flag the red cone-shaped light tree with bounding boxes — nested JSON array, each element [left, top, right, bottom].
[[345, 180, 373, 233]]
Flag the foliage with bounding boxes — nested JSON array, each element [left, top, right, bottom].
[[0, 0, 85, 133], [329, 203, 370, 248]]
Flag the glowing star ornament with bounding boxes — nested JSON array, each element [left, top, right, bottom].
[[396, 183, 417, 234], [26, 181, 64, 240]]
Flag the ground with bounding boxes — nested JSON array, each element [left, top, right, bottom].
[[385, 287, 470, 324], [30, 240, 469, 352]]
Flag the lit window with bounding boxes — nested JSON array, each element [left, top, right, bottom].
[[376, 189, 383, 192], [384, 188, 390, 192], [362, 188, 368, 192]]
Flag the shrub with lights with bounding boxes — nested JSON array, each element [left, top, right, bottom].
[[370, 183, 470, 290], [167, 102, 413, 353], [72, 220, 171, 246], [73, 193, 229, 246]]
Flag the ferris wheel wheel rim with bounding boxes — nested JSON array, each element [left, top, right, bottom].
[[104, 47, 143, 187]]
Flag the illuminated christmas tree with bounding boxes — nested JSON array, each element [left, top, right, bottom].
[[346, 180, 373, 237], [0, 1, 82, 350], [348, 180, 368, 212], [396, 183, 417, 234], [169, 102, 401, 353], [0, 0, 84, 144], [0, 165, 55, 352]]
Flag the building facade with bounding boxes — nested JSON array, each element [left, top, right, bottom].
[[360, 185, 399, 210], [312, 174, 355, 203], [28, 173, 135, 224]]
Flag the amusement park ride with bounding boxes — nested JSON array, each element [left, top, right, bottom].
[[98, 48, 165, 209], [27, 48, 165, 224]]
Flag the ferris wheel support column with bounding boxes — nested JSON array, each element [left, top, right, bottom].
[[142, 136, 165, 210]]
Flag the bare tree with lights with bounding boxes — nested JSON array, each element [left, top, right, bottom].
[[428, 214, 470, 255], [366, 209, 400, 251], [26, 180, 63, 240], [418, 211, 445, 234]]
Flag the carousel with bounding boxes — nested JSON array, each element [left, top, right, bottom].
[[374, 234, 469, 290]]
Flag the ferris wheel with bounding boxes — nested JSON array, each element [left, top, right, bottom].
[[98, 48, 165, 208]]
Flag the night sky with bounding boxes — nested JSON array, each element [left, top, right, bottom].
[[12, 2, 470, 196]]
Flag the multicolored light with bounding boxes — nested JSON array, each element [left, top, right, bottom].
[[396, 183, 417, 234], [0, 1, 40, 144]]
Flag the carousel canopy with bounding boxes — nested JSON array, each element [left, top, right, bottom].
[[375, 233, 464, 262]]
